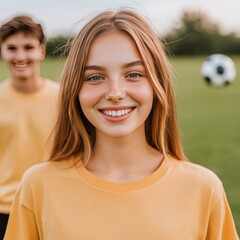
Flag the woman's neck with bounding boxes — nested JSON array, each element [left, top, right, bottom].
[[86, 133, 164, 183]]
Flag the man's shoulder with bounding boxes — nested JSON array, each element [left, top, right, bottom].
[[0, 79, 10, 91], [44, 79, 60, 91]]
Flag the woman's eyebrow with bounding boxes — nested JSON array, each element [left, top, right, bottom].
[[84, 65, 106, 71], [122, 60, 144, 69], [84, 61, 143, 72]]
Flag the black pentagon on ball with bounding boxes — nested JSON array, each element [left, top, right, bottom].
[[216, 65, 224, 75]]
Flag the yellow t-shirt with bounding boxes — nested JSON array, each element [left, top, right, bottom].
[[0, 79, 59, 213], [4, 156, 239, 240]]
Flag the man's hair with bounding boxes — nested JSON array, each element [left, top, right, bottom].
[[0, 15, 46, 45]]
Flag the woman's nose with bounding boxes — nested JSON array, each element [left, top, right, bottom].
[[105, 78, 126, 102]]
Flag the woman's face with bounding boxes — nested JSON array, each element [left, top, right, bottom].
[[1, 32, 45, 81], [79, 30, 153, 139]]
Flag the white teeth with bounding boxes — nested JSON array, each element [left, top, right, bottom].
[[15, 64, 27, 69], [103, 108, 132, 117]]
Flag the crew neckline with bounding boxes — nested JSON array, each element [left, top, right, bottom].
[[77, 156, 171, 192], [8, 78, 47, 98]]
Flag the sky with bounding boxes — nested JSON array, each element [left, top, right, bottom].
[[0, 0, 240, 38]]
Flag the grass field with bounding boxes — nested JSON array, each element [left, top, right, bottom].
[[172, 56, 240, 233], [0, 56, 240, 233]]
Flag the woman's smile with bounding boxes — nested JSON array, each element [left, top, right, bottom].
[[99, 106, 135, 122]]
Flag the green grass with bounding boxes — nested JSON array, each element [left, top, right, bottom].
[[0, 56, 239, 233], [172, 56, 240, 233]]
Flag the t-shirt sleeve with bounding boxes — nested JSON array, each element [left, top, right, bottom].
[[4, 172, 39, 240], [206, 181, 239, 240]]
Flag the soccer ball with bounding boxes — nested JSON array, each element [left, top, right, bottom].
[[201, 54, 237, 87]]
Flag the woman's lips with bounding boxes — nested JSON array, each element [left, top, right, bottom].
[[99, 107, 135, 122]]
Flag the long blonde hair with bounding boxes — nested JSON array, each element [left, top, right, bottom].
[[50, 9, 186, 164]]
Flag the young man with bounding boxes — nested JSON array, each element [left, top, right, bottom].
[[0, 15, 59, 238]]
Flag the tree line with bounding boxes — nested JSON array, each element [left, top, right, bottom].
[[46, 10, 240, 57]]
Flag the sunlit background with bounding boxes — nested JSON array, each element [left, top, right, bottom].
[[1, 0, 240, 234]]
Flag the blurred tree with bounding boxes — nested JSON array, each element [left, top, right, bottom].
[[46, 35, 71, 57], [164, 10, 240, 55], [44, 11, 240, 57]]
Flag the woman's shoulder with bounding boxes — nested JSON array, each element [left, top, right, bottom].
[[21, 159, 75, 184], [168, 156, 223, 189]]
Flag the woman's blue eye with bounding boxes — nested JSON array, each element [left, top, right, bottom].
[[87, 75, 103, 81], [127, 73, 141, 78]]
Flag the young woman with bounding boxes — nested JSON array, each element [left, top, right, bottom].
[[4, 10, 238, 240], [0, 16, 59, 238]]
